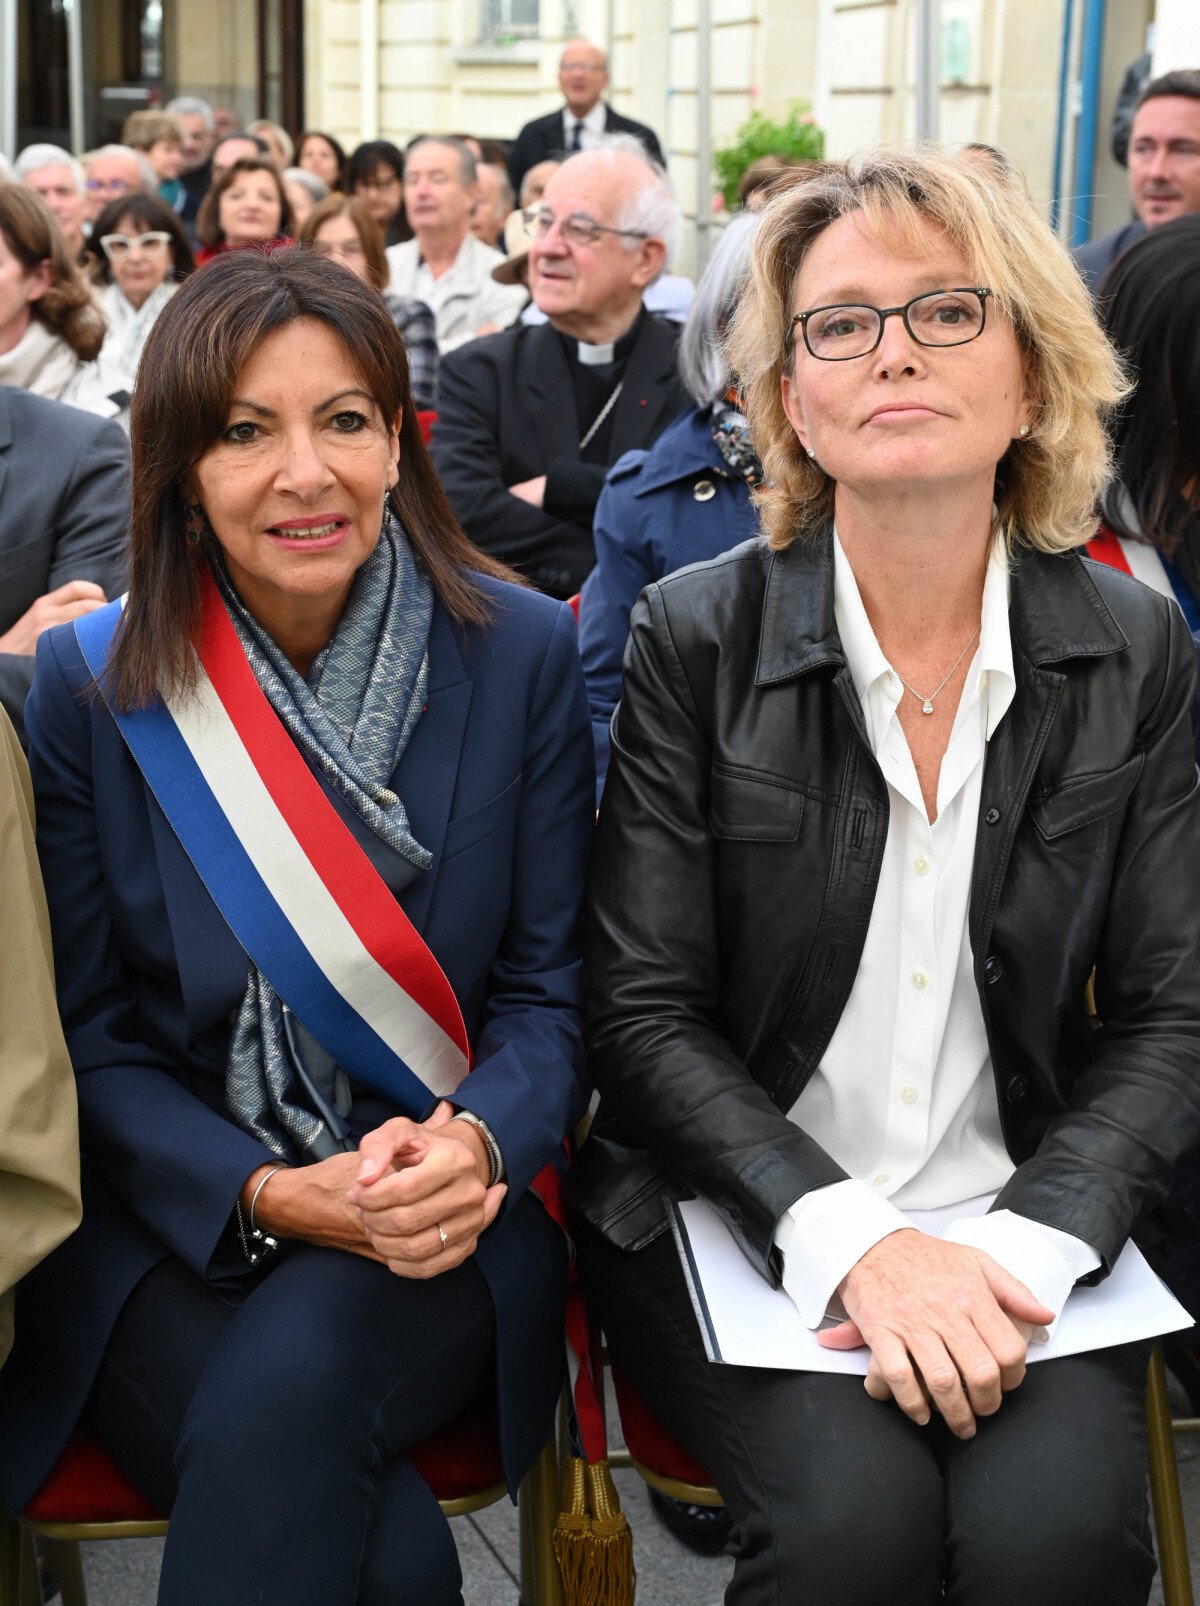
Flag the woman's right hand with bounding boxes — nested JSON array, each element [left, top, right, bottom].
[[241, 1157, 384, 1263]]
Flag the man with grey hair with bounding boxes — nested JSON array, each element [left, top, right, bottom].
[[82, 146, 155, 224], [385, 137, 525, 353], [13, 146, 87, 258], [165, 95, 216, 237], [431, 139, 688, 598]]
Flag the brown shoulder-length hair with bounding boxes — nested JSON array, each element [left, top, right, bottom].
[[195, 157, 293, 250], [109, 247, 517, 710], [0, 184, 105, 361], [726, 146, 1128, 555], [298, 194, 388, 293], [83, 191, 195, 286]]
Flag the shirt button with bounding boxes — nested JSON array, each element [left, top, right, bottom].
[[899, 1084, 919, 1104], [912, 970, 927, 990], [873, 1173, 890, 1188], [913, 856, 930, 876]]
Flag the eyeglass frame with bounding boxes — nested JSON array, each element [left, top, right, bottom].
[[85, 177, 133, 194], [520, 205, 650, 250], [790, 287, 993, 362], [99, 231, 173, 260]]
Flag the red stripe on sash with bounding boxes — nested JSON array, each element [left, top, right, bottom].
[[1088, 528, 1134, 575], [195, 570, 470, 1061]]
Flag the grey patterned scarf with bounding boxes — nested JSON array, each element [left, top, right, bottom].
[[217, 517, 433, 1160]]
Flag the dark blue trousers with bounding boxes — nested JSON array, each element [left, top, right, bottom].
[[85, 1245, 496, 1606]]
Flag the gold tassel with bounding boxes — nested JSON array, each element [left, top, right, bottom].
[[553, 1455, 637, 1605]]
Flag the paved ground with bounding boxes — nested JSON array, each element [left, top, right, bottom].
[[43, 1387, 1200, 1604]]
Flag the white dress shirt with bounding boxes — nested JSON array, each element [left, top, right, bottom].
[[561, 102, 608, 154], [775, 533, 1100, 1330], [385, 234, 526, 354]]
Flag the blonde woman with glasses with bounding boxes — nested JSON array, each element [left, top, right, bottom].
[[571, 147, 1200, 1604]]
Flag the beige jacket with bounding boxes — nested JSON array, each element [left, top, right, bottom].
[[0, 710, 81, 1365], [385, 233, 527, 354]]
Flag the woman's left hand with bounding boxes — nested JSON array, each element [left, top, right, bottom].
[[347, 1102, 507, 1277]]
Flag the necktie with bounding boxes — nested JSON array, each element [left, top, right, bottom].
[[570, 120, 584, 152]]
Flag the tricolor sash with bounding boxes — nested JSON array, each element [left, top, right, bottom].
[[1089, 528, 1200, 632], [75, 570, 469, 1121]]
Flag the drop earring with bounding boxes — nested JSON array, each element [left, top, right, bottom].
[[183, 502, 206, 546]]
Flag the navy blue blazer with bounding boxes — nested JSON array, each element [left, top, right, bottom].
[[577, 406, 760, 794], [0, 573, 594, 1509]]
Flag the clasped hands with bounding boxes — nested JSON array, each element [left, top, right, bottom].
[[246, 1102, 506, 1279], [818, 1229, 1054, 1440]]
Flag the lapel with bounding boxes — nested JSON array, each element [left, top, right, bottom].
[[0, 390, 12, 510], [392, 601, 473, 933], [522, 323, 581, 469], [608, 314, 679, 460]]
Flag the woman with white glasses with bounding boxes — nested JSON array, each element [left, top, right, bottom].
[[85, 192, 194, 403]]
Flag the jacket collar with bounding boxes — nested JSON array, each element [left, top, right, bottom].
[[631, 407, 732, 496], [754, 524, 1129, 688]]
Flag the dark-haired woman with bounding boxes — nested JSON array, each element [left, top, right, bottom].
[[298, 129, 348, 193], [0, 185, 116, 416], [0, 249, 592, 1605], [348, 138, 412, 246], [1087, 212, 1200, 632], [194, 156, 293, 265], [84, 191, 194, 402]]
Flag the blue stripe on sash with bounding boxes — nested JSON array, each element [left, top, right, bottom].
[[74, 603, 435, 1120]]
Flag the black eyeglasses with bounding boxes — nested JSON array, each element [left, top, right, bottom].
[[792, 288, 992, 361], [520, 206, 649, 249]]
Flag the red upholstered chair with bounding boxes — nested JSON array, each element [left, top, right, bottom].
[[0, 1407, 563, 1606], [607, 1365, 723, 1510]]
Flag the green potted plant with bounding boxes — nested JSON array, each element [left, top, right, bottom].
[[712, 101, 825, 211]]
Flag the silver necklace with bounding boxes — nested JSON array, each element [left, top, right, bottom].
[[895, 627, 981, 715]]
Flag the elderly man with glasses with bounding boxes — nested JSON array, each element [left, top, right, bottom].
[[431, 138, 688, 598]]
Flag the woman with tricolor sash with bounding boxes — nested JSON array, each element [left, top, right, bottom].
[[0, 248, 594, 1605]]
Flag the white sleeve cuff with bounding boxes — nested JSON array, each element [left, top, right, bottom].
[[775, 1179, 911, 1329], [941, 1208, 1101, 1327]]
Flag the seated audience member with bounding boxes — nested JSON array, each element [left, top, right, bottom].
[[211, 133, 269, 180], [247, 119, 293, 169], [297, 130, 347, 192], [348, 139, 411, 246], [1075, 69, 1200, 294], [83, 146, 153, 224], [0, 705, 82, 1357], [1086, 213, 1200, 631], [123, 111, 186, 212], [579, 213, 761, 791], [569, 147, 1200, 1606], [283, 167, 329, 230], [507, 40, 664, 197], [0, 247, 591, 1606], [471, 163, 512, 248], [386, 137, 526, 353], [0, 187, 118, 418], [301, 194, 438, 410], [165, 96, 215, 237], [431, 139, 688, 598], [0, 383, 128, 741], [738, 154, 801, 210], [194, 157, 292, 265], [519, 158, 562, 209], [13, 146, 88, 259], [212, 106, 243, 141], [84, 193, 195, 402]]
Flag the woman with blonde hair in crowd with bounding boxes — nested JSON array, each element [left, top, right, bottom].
[[571, 146, 1200, 1604], [0, 185, 118, 416], [301, 193, 438, 410]]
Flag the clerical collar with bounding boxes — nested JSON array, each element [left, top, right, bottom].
[[570, 309, 644, 368]]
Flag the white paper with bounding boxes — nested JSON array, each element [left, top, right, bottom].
[[671, 1193, 1193, 1373]]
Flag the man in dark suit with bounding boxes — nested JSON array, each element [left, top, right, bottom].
[[0, 387, 129, 743], [432, 141, 688, 598], [507, 40, 664, 198]]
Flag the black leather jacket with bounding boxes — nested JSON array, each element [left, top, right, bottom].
[[569, 531, 1200, 1291]]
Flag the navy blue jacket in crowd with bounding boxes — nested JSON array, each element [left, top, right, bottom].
[[577, 405, 760, 795], [0, 576, 594, 1511]]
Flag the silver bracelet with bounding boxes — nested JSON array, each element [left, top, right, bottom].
[[236, 1164, 288, 1266], [451, 1111, 505, 1187]]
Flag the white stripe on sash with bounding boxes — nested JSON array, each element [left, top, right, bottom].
[[168, 668, 467, 1096], [1117, 537, 1178, 603]]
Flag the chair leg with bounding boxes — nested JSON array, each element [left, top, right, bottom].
[[47, 1540, 87, 1606], [0, 1511, 21, 1606], [17, 1532, 39, 1606], [1147, 1341, 1195, 1606], [518, 1430, 563, 1606]]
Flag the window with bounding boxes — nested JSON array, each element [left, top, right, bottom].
[[477, 0, 539, 45]]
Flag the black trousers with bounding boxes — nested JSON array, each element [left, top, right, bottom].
[[84, 1244, 497, 1606], [579, 1219, 1156, 1606]]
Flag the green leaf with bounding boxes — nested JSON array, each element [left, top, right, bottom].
[[712, 101, 825, 210]]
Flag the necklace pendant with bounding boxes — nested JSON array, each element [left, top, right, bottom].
[[921, 699, 934, 715]]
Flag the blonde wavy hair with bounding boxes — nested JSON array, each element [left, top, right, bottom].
[[726, 146, 1128, 554]]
